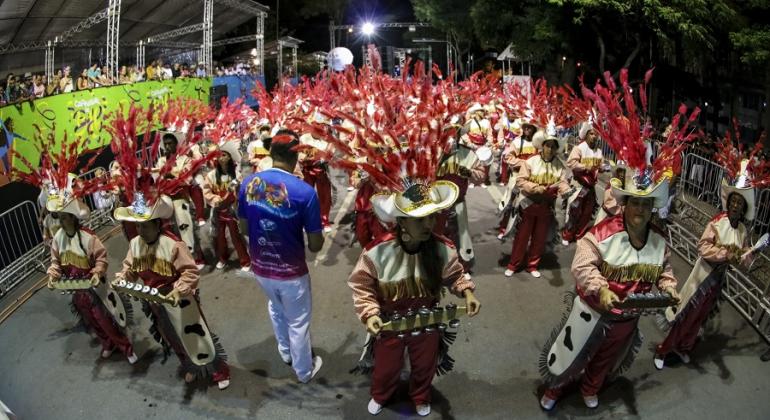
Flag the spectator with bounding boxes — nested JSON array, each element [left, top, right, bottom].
[[0, 86, 5, 106], [161, 63, 173, 80], [172, 63, 181, 78], [77, 69, 89, 90], [134, 67, 145, 82], [86, 64, 100, 87], [46, 74, 60, 96], [238, 130, 325, 384], [118, 66, 130, 84], [146, 60, 156, 81], [99, 66, 113, 86], [60, 66, 74, 93], [196, 62, 206, 78]]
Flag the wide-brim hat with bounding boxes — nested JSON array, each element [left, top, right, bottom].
[[579, 121, 593, 140], [248, 139, 269, 157], [114, 195, 174, 223], [371, 180, 459, 224], [46, 194, 90, 220], [219, 140, 242, 166], [299, 133, 329, 152], [532, 129, 566, 154], [721, 179, 755, 221], [466, 103, 484, 115], [610, 175, 669, 209]]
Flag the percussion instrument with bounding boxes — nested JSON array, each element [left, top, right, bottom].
[[50, 278, 92, 291], [381, 303, 467, 336], [114, 280, 177, 306], [611, 291, 676, 316], [475, 146, 494, 166]]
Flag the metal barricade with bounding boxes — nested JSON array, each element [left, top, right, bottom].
[[752, 188, 770, 237], [77, 167, 115, 231], [0, 201, 49, 298], [678, 153, 724, 210]]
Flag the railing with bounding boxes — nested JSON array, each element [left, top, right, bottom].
[[0, 201, 48, 298], [679, 153, 725, 210], [77, 167, 115, 230]]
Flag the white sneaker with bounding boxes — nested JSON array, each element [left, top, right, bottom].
[[463, 273, 471, 281], [300, 355, 323, 383], [101, 348, 114, 359], [583, 394, 599, 409], [367, 398, 383, 415], [347, 186, 355, 192], [323, 226, 333, 233], [674, 350, 690, 364], [217, 379, 230, 390], [498, 182, 505, 187], [196, 263, 206, 270], [540, 395, 556, 411], [416, 404, 431, 416], [530, 270, 542, 278], [280, 352, 292, 365], [469, 184, 475, 189], [562, 239, 570, 246], [504, 269, 514, 277], [481, 184, 488, 189], [215, 261, 226, 270], [497, 233, 505, 241], [197, 220, 206, 227], [127, 352, 139, 365], [653, 354, 665, 370], [240, 265, 251, 272]]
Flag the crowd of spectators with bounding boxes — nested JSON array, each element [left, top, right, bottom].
[[0, 60, 209, 105]]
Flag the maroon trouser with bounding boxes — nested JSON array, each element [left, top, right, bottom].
[[508, 202, 553, 272], [215, 216, 250, 267], [72, 290, 133, 356], [562, 187, 597, 243], [190, 185, 206, 222], [303, 168, 332, 227], [657, 280, 721, 355], [371, 332, 440, 406], [545, 316, 638, 399], [499, 160, 510, 184]]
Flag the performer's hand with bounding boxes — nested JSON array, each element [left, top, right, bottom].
[[598, 286, 620, 311], [90, 273, 101, 287], [464, 290, 481, 317], [164, 289, 182, 306], [664, 286, 680, 305], [46, 275, 59, 290], [533, 185, 546, 195], [366, 315, 383, 335], [458, 166, 472, 178], [740, 250, 753, 267]]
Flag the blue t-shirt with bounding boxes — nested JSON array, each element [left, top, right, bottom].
[[238, 167, 322, 279]]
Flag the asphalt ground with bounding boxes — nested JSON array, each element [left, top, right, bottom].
[[1, 169, 769, 419]]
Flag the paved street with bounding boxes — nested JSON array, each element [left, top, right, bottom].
[[1, 172, 769, 419]]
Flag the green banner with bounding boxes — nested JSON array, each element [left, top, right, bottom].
[[0, 78, 212, 175]]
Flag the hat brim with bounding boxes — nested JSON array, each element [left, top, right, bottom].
[[114, 195, 174, 222], [721, 180, 755, 221], [219, 141, 243, 166], [372, 181, 459, 224], [532, 131, 566, 154], [610, 177, 669, 209], [46, 196, 90, 220]]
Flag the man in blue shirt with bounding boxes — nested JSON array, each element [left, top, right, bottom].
[[239, 129, 325, 383]]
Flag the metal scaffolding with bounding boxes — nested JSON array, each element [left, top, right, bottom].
[[203, 0, 214, 75], [136, 40, 145, 69], [0, 8, 111, 56], [329, 22, 430, 49], [105, 0, 121, 83], [44, 41, 54, 83], [145, 23, 205, 43], [276, 36, 302, 85], [256, 12, 265, 76]]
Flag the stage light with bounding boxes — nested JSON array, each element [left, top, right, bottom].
[[409, 25, 416, 32], [705, 101, 709, 107], [250, 48, 257, 56], [348, 27, 353, 33], [362, 22, 375, 36]]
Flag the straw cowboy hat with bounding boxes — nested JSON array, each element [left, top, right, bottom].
[[371, 179, 459, 224], [114, 193, 174, 223]]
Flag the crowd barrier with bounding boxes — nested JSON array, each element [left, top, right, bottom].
[[0, 201, 47, 298]]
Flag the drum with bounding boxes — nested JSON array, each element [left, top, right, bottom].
[[475, 146, 494, 166]]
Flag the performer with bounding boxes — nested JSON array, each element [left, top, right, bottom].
[[594, 162, 626, 226], [47, 186, 137, 364], [113, 193, 231, 389], [348, 178, 480, 416], [299, 133, 333, 232], [461, 104, 494, 188], [504, 128, 570, 278], [155, 132, 206, 268], [354, 171, 387, 247], [247, 136, 271, 172], [494, 113, 520, 186], [561, 121, 605, 245], [435, 135, 487, 275], [202, 141, 250, 271], [654, 160, 768, 368], [497, 119, 538, 240], [539, 172, 679, 410]]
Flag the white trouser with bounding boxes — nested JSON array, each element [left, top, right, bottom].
[[255, 273, 313, 381]]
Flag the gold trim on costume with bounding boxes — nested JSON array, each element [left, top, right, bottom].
[[60, 251, 91, 270], [600, 262, 663, 284], [130, 255, 175, 277], [581, 158, 603, 168], [529, 173, 561, 186], [378, 276, 438, 301]]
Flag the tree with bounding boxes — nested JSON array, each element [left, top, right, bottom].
[[411, 0, 478, 76], [299, 0, 351, 25]]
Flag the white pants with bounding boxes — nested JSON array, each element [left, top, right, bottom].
[[255, 273, 313, 381]]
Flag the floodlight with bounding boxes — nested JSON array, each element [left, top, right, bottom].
[[362, 22, 375, 36]]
